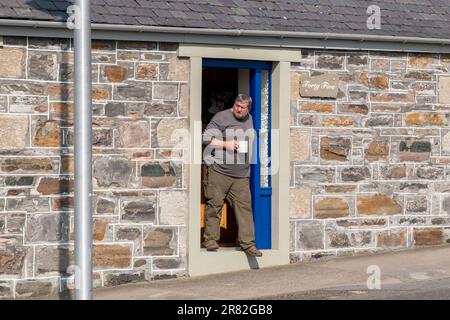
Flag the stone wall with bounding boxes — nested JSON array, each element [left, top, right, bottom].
[[290, 50, 450, 262], [0, 36, 189, 298], [3, 34, 450, 299]]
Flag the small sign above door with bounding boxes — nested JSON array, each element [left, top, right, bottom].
[[300, 73, 339, 98]]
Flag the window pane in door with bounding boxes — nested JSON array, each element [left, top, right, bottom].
[[260, 69, 270, 188]]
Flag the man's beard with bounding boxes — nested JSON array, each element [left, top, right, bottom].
[[233, 111, 247, 119]]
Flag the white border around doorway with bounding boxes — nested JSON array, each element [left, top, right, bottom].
[[180, 44, 299, 277]]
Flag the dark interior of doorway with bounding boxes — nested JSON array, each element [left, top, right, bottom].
[[201, 67, 239, 247]]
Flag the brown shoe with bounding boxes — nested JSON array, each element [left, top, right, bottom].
[[243, 246, 263, 257], [202, 240, 219, 251]]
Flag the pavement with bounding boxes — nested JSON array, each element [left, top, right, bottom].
[[43, 245, 450, 300]]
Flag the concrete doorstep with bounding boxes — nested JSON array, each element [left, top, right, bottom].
[[41, 245, 450, 300]]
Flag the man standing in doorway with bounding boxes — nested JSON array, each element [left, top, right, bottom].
[[202, 94, 262, 257]]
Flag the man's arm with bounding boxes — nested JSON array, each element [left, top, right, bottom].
[[210, 137, 238, 151], [203, 114, 238, 151]]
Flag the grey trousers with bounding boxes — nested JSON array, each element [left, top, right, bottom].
[[203, 166, 255, 250]]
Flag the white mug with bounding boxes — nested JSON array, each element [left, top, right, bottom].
[[237, 141, 248, 153]]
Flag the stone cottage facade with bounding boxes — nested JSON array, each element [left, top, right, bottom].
[[290, 50, 450, 262], [0, 37, 190, 298], [1, 0, 450, 299]]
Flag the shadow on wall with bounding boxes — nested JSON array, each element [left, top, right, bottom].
[[26, 32, 75, 299]]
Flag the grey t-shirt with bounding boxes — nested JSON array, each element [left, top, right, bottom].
[[203, 108, 255, 178]]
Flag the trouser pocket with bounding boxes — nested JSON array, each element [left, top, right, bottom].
[[203, 166, 210, 199]]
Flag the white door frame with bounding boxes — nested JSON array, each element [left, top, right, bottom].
[[179, 44, 299, 276]]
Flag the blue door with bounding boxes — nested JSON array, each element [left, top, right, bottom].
[[203, 59, 273, 249]]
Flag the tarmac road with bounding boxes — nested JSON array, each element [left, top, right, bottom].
[[37, 245, 450, 300], [257, 278, 450, 300]]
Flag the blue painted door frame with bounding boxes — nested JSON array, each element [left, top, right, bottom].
[[203, 59, 272, 249]]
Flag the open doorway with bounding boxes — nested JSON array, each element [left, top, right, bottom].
[[183, 45, 294, 276], [200, 59, 273, 250], [200, 66, 241, 248]]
